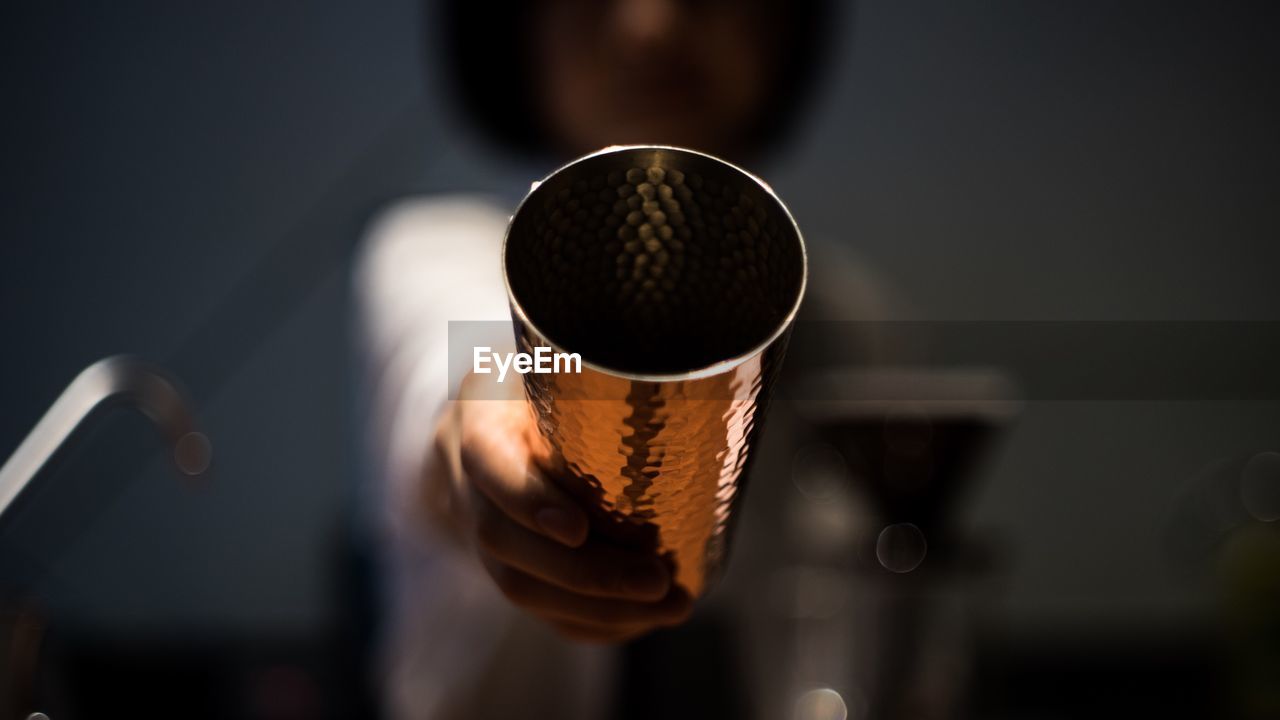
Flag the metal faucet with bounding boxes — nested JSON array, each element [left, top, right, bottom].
[[0, 355, 210, 525]]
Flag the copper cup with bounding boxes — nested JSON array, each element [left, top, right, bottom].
[[503, 146, 807, 597]]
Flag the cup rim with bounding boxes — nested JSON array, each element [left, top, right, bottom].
[[502, 144, 809, 382]]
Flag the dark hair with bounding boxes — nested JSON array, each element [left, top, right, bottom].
[[432, 0, 840, 161]]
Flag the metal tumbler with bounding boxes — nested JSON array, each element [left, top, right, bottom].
[[503, 146, 806, 597]]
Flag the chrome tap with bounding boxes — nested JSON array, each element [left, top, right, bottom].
[[0, 355, 210, 525]]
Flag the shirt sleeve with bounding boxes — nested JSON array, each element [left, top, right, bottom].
[[350, 194, 656, 720], [351, 195, 517, 719]]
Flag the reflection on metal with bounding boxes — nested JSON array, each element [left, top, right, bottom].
[[793, 688, 849, 720], [875, 523, 927, 574], [505, 146, 807, 596], [0, 356, 208, 525]]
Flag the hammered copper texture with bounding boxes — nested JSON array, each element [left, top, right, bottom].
[[505, 147, 805, 597]]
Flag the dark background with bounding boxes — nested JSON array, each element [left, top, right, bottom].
[[1, 0, 1278, 715]]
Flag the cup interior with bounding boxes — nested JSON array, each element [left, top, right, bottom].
[[505, 147, 806, 376]]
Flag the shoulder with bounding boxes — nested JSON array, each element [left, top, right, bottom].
[[353, 194, 510, 291], [359, 194, 510, 261]]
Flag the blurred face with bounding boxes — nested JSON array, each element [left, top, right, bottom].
[[532, 0, 784, 159]]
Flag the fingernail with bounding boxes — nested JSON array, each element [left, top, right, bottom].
[[536, 506, 585, 546], [623, 560, 669, 597]]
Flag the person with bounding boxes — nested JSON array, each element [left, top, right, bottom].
[[353, 0, 894, 717]]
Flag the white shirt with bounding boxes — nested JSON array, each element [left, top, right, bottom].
[[352, 195, 616, 720]]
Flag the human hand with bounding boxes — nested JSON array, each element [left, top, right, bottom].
[[430, 373, 694, 643]]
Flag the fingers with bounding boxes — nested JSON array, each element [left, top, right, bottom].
[[449, 382, 696, 644], [480, 555, 694, 630], [458, 402, 588, 547], [472, 492, 670, 601]]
